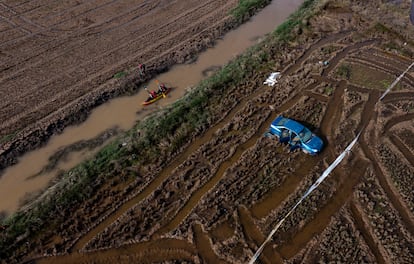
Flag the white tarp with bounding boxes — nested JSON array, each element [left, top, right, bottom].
[[263, 72, 281, 86]]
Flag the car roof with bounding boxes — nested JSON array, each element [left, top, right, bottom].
[[272, 116, 305, 134]]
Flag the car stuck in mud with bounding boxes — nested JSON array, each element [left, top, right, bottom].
[[266, 115, 324, 155]]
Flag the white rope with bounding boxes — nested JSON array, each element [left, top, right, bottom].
[[379, 61, 414, 101], [248, 61, 413, 264]]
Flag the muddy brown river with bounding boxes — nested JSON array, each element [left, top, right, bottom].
[[0, 0, 303, 214]]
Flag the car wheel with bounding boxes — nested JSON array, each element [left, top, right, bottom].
[[302, 149, 311, 154]]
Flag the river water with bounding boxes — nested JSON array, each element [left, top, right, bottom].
[[0, 0, 304, 214]]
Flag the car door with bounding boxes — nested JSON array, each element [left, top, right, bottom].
[[289, 131, 301, 151], [279, 128, 290, 143]]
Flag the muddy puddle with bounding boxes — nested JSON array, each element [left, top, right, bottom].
[[0, 0, 304, 214]]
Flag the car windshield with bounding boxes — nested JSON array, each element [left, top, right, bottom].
[[298, 127, 312, 142], [276, 118, 288, 126]]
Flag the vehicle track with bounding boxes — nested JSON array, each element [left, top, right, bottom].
[[360, 120, 414, 235], [279, 159, 369, 259], [350, 201, 387, 264], [388, 134, 414, 169], [54, 30, 352, 258], [36, 238, 197, 264], [239, 206, 283, 264]]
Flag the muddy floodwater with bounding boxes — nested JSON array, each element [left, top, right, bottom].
[[0, 0, 303, 214]]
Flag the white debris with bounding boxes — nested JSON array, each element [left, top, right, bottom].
[[263, 72, 281, 87]]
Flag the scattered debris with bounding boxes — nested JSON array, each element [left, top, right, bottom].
[[263, 72, 281, 86], [319, 60, 329, 66]]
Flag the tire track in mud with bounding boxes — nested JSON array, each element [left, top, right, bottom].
[[284, 31, 351, 76], [383, 113, 414, 133], [9, 0, 66, 15], [388, 134, 414, 169], [357, 90, 381, 132], [250, 154, 320, 219], [239, 206, 283, 264], [278, 159, 369, 259], [154, 104, 274, 235], [319, 80, 345, 146], [193, 223, 226, 264], [355, 59, 414, 234], [0, 6, 31, 34], [6, 0, 62, 13], [0, 2, 34, 34], [320, 39, 379, 77], [346, 58, 414, 87], [41, 0, 136, 29], [336, 54, 414, 240], [303, 91, 329, 102], [350, 201, 387, 264], [361, 124, 414, 235], [381, 91, 414, 103], [37, 238, 197, 264]]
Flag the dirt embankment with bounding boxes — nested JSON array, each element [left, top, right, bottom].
[[0, 0, 242, 174]]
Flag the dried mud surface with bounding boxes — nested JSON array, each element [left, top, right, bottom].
[[2, 0, 414, 263]]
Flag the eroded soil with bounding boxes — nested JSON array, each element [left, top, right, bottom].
[[1, 0, 414, 263]]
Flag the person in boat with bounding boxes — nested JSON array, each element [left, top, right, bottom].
[[145, 86, 157, 99], [158, 82, 167, 93]]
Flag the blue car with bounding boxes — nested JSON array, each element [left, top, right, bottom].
[[266, 116, 324, 155]]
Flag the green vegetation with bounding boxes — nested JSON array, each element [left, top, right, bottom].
[[324, 86, 334, 95], [321, 45, 340, 55], [336, 64, 351, 79], [0, 131, 18, 144], [374, 22, 392, 34], [231, 0, 271, 22], [0, 0, 320, 260], [113, 71, 127, 78]]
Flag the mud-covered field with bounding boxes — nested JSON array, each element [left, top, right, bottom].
[[1, 0, 414, 263], [0, 0, 241, 171]]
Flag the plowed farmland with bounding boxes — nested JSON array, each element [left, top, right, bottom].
[[1, 0, 414, 263], [0, 0, 241, 171]]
